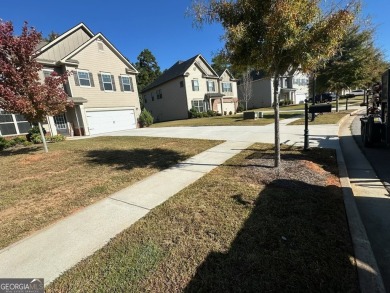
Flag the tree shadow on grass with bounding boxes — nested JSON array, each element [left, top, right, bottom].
[[184, 179, 359, 292], [0, 146, 41, 156], [86, 148, 188, 171]]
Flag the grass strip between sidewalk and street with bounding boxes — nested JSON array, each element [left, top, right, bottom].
[[47, 144, 358, 292], [0, 136, 221, 249], [288, 110, 354, 125]]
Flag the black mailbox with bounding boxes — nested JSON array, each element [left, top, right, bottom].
[[309, 103, 332, 114]]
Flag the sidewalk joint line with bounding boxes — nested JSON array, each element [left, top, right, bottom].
[[109, 197, 151, 211]]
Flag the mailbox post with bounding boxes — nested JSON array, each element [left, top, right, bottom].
[[304, 99, 309, 150], [304, 101, 332, 151]]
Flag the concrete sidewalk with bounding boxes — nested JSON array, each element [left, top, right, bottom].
[[1, 108, 382, 291], [338, 113, 386, 292], [0, 140, 252, 284]]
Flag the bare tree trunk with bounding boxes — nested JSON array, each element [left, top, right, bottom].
[[38, 121, 48, 153], [273, 76, 280, 168]]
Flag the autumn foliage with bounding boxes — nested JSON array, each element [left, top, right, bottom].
[[0, 21, 71, 123]]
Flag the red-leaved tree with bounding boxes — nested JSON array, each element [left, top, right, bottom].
[[0, 20, 72, 152]]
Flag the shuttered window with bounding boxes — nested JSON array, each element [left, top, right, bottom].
[[192, 79, 199, 91], [120, 75, 133, 92], [77, 70, 91, 87], [101, 73, 113, 91]]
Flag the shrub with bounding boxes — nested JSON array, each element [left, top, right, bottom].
[[48, 134, 66, 143], [31, 133, 42, 144], [188, 108, 198, 119], [27, 125, 46, 142], [0, 136, 9, 151], [236, 105, 244, 113], [13, 136, 26, 144], [139, 109, 154, 127], [206, 110, 217, 117], [229, 111, 233, 115]]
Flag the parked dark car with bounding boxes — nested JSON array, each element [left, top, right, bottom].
[[308, 92, 337, 103]]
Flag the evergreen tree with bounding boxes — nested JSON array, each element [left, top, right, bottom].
[[135, 49, 161, 108], [135, 49, 161, 92]]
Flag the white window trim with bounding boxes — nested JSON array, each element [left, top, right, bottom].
[[101, 72, 113, 92], [120, 75, 132, 92], [77, 69, 91, 88], [207, 80, 215, 92], [222, 82, 232, 93], [192, 79, 200, 91]]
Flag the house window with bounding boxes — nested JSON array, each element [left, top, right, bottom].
[[192, 100, 204, 112], [207, 80, 215, 92], [180, 81, 184, 88], [0, 111, 30, 136], [43, 69, 54, 79], [151, 94, 154, 101], [101, 73, 113, 91], [77, 70, 91, 87], [192, 79, 199, 91], [53, 114, 67, 129], [156, 89, 162, 99], [222, 82, 232, 92], [144, 95, 147, 104], [120, 75, 133, 92]]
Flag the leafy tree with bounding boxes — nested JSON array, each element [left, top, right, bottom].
[[192, 0, 355, 167], [135, 49, 161, 107], [0, 21, 71, 152], [44, 31, 60, 42], [316, 24, 388, 108], [211, 51, 240, 77]]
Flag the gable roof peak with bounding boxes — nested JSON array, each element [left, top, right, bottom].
[[36, 22, 94, 56]]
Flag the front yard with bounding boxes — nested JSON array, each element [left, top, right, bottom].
[[0, 137, 221, 249], [288, 110, 354, 125], [151, 112, 301, 127], [47, 144, 358, 292]]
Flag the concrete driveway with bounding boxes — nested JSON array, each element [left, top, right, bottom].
[[96, 117, 340, 149]]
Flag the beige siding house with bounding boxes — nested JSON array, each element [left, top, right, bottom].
[[35, 23, 141, 136], [238, 71, 309, 109], [142, 54, 238, 122]]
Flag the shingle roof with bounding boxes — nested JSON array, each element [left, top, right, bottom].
[[141, 55, 199, 93]]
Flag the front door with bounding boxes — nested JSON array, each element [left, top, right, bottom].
[[53, 113, 69, 135]]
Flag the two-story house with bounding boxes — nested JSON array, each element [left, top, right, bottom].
[[141, 54, 238, 122], [0, 23, 141, 137], [238, 71, 309, 109]]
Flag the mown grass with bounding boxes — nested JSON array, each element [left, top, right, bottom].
[[47, 144, 358, 292], [0, 137, 220, 249], [288, 110, 354, 125], [151, 112, 301, 127]]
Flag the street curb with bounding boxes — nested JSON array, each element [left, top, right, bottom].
[[337, 108, 361, 126], [337, 116, 385, 293]]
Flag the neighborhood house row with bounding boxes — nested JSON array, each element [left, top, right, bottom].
[[0, 23, 309, 137]]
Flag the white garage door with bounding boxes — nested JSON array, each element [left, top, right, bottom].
[[86, 110, 136, 135]]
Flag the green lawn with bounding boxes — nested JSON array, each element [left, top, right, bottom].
[[47, 144, 358, 292], [0, 137, 221, 249], [151, 112, 302, 127], [288, 110, 354, 125]]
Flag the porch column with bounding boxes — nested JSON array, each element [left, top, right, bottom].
[[79, 104, 90, 136], [47, 116, 57, 136], [220, 98, 224, 115], [74, 106, 82, 136]]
